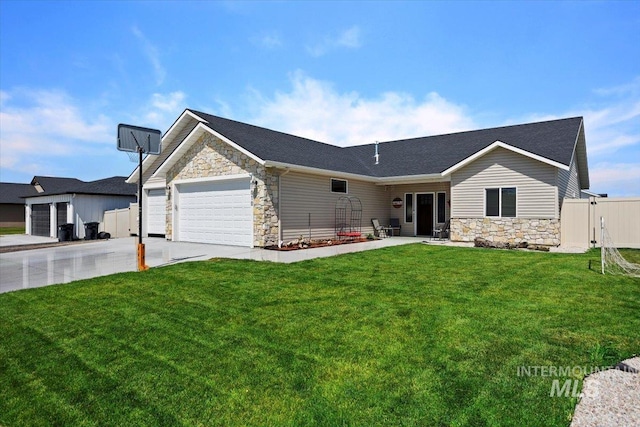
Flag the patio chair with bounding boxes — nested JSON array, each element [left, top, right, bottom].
[[371, 218, 391, 238], [389, 218, 401, 236], [432, 219, 450, 240]]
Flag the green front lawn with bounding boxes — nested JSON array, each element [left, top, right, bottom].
[[1, 245, 638, 426], [0, 226, 25, 235]]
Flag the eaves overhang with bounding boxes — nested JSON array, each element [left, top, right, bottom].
[[264, 161, 378, 182], [374, 173, 447, 185]]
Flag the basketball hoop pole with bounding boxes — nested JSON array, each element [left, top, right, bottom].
[[117, 124, 160, 272], [134, 135, 148, 271]]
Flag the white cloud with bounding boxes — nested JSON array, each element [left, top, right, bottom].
[[248, 71, 475, 146], [0, 89, 113, 173], [0, 90, 10, 106], [511, 77, 640, 196], [337, 26, 362, 48], [589, 162, 640, 196], [138, 91, 187, 129], [306, 25, 363, 57], [251, 31, 282, 49], [593, 76, 640, 97], [132, 26, 166, 86]]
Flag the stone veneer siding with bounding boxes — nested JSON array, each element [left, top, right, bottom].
[[165, 133, 279, 247], [450, 218, 560, 246]]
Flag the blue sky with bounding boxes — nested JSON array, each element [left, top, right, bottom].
[[1, 1, 639, 195]]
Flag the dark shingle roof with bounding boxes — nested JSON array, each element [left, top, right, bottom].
[[0, 183, 38, 204], [188, 110, 583, 178], [27, 176, 137, 197], [74, 176, 138, 196], [190, 110, 373, 176], [346, 117, 583, 176]]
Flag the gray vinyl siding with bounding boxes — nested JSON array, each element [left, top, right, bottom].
[[385, 182, 451, 236], [451, 147, 558, 219], [556, 157, 580, 212], [280, 172, 386, 241]]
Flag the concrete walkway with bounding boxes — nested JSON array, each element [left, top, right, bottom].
[[0, 236, 423, 293]]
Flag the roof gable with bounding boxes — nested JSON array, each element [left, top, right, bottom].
[[440, 140, 570, 176]]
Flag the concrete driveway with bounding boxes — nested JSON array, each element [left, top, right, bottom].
[[0, 235, 422, 294]]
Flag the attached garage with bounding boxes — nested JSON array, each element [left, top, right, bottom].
[[174, 177, 252, 247], [31, 204, 50, 236], [146, 188, 167, 236]]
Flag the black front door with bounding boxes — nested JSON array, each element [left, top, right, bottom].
[[416, 194, 433, 236]]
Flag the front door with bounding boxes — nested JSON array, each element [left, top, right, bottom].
[[416, 193, 434, 236]]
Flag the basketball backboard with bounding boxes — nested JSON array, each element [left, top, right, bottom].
[[117, 124, 161, 154]]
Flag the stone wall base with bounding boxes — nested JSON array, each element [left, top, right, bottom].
[[451, 217, 560, 246]]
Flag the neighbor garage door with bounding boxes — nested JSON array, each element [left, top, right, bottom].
[[31, 204, 50, 237], [147, 189, 167, 236], [177, 178, 252, 246]]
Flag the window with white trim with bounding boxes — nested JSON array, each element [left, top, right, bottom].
[[331, 178, 348, 193], [485, 187, 516, 217]]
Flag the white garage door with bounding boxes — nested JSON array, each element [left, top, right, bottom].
[[177, 179, 252, 246], [147, 189, 167, 236]]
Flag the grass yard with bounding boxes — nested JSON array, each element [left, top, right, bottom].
[[1, 244, 639, 426], [0, 227, 25, 235]]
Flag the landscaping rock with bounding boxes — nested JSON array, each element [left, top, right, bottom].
[[474, 237, 533, 250]]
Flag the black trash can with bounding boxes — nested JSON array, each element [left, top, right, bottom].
[[84, 222, 99, 240], [58, 223, 74, 242]]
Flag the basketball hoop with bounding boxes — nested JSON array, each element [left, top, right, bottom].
[[117, 124, 162, 271], [126, 151, 139, 162]]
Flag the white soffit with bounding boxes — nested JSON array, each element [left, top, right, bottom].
[[375, 174, 447, 185]]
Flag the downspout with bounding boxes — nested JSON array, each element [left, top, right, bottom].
[[278, 169, 290, 247]]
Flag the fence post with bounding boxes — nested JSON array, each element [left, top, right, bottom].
[[600, 217, 605, 275]]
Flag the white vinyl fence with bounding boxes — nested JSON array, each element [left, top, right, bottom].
[[103, 203, 138, 238], [561, 197, 640, 249]]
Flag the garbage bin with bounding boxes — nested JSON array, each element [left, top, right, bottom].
[[58, 223, 74, 242], [84, 222, 99, 240]]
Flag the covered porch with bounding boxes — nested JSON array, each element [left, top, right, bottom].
[[379, 179, 451, 239]]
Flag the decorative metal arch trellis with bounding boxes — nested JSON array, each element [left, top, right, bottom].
[[335, 196, 362, 240]]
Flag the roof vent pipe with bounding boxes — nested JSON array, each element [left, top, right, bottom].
[[374, 142, 379, 165]]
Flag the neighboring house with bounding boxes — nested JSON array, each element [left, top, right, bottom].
[[0, 183, 38, 228], [23, 176, 136, 239], [127, 110, 589, 248]]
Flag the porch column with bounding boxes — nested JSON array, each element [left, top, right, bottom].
[[25, 204, 31, 235], [67, 201, 75, 239], [49, 203, 56, 238]]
